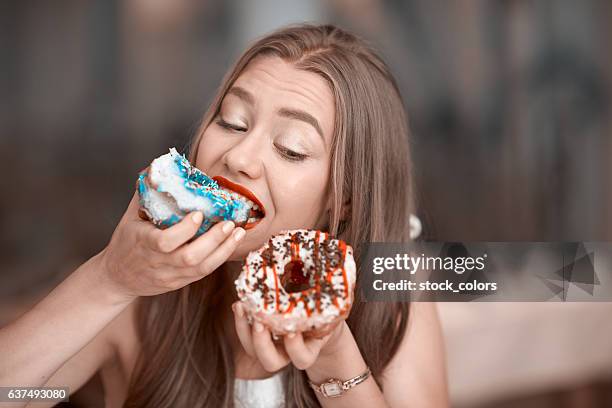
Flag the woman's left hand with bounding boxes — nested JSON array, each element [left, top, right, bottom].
[[232, 301, 346, 372]]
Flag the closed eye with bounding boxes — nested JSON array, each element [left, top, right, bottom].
[[274, 143, 308, 162], [216, 118, 247, 132]]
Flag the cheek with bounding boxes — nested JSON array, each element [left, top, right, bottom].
[[195, 129, 227, 171], [272, 165, 329, 221]]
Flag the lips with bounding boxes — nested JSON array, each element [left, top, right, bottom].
[[213, 176, 266, 230]]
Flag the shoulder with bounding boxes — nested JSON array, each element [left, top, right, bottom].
[[381, 302, 449, 407]]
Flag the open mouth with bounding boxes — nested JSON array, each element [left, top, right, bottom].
[[213, 176, 266, 230]]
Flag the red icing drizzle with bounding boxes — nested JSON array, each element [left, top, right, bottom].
[[261, 255, 269, 310], [272, 262, 280, 312], [314, 231, 322, 313], [339, 240, 349, 299]]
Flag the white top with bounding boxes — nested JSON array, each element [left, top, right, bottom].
[[234, 371, 286, 408]]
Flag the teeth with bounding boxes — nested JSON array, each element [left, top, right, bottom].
[[248, 217, 257, 223], [221, 187, 262, 213]]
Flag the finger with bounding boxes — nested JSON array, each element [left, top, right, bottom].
[[182, 226, 245, 277], [145, 211, 204, 253], [251, 321, 290, 373], [283, 332, 326, 370], [171, 221, 237, 269], [232, 302, 256, 358]]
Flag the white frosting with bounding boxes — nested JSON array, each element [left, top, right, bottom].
[[149, 149, 217, 215], [140, 184, 180, 222]]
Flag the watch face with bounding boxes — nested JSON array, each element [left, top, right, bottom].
[[322, 380, 344, 397]]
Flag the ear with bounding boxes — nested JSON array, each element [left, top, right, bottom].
[[339, 198, 351, 222]]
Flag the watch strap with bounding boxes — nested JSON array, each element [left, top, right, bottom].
[[308, 367, 371, 398]]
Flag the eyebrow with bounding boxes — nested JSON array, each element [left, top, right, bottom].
[[226, 86, 325, 142], [227, 86, 255, 106]]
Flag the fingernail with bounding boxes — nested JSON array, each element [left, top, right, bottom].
[[287, 332, 296, 338], [233, 228, 246, 241], [223, 221, 235, 234], [192, 212, 203, 223], [254, 322, 264, 333]]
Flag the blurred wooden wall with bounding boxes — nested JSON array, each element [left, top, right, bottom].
[[1, 0, 611, 313], [332, 0, 612, 241]]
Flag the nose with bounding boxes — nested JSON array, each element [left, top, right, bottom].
[[222, 133, 264, 179]]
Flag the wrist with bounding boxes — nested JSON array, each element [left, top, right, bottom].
[[308, 366, 372, 398], [307, 322, 367, 383], [77, 250, 136, 307]]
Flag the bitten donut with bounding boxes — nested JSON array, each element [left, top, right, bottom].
[[137, 148, 265, 236], [235, 229, 356, 338]]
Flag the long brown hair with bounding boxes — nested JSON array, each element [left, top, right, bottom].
[[124, 23, 415, 407]]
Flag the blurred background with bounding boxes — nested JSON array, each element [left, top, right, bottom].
[[1, 0, 612, 407]]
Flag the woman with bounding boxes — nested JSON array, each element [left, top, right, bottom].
[[0, 24, 447, 407]]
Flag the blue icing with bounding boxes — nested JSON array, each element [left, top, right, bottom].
[[173, 151, 218, 190], [159, 213, 181, 228], [196, 219, 213, 236], [137, 173, 148, 195], [137, 173, 150, 206], [163, 216, 215, 237], [169, 150, 249, 221], [137, 149, 250, 237]]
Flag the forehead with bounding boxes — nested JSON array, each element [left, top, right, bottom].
[[230, 55, 335, 144]]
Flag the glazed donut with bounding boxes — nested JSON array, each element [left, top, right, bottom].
[[235, 229, 356, 338], [137, 148, 265, 236]]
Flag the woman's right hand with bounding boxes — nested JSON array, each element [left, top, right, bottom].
[[96, 191, 245, 302]]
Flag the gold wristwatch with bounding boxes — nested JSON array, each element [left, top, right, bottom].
[[308, 367, 371, 398]]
